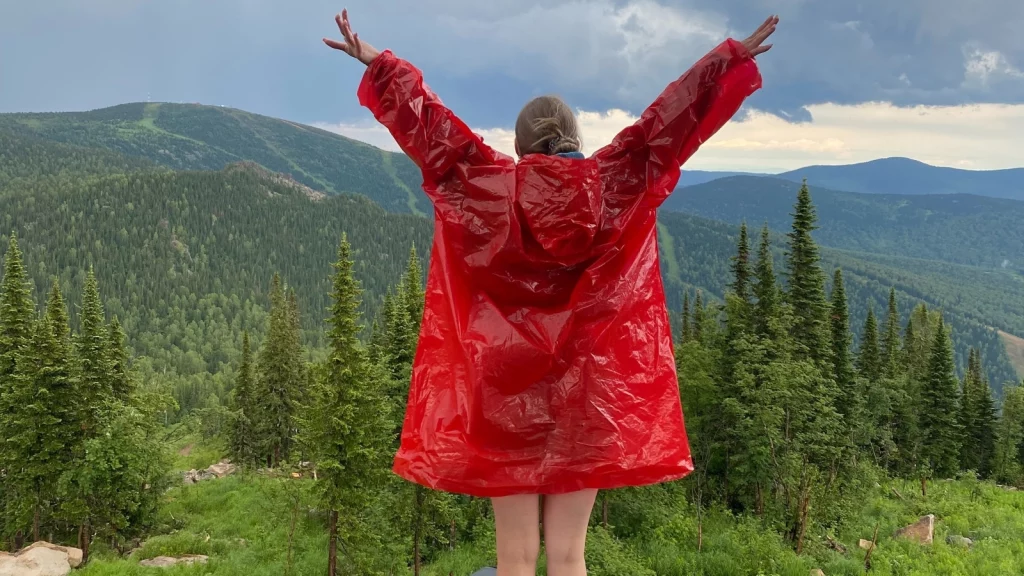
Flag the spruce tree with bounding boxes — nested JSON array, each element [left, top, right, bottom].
[[753, 225, 781, 341], [730, 223, 752, 306], [402, 245, 425, 334], [300, 235, 391, 576], [993, 385, 1024, 484], [107, 316, 134, 400], [681, 291, 692, 343], [919, 317, 962, 478], [254, 274, 302, 466], [960, 350, 996, 477], [0, 234, 35, 544], [784, 182, 830, 363], [77, 269, 112, 436], [230, 332, 257, 466], [857, 309, 882, 383], [829, 269, 860, 433], [693, 291, 705, 343], [882, 288, 902, 377]]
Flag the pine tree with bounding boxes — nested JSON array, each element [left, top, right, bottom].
[[300, 235, 391, 576], [919, 317, 962, 479], [784, 181, 830, 363], [230, 332, 258, 466], [857, 309, 882, 383], [680, 291, 692, 344], [829, 269, 860, 436], [730, 223, 752, 306], [107, 316, 134, 400]]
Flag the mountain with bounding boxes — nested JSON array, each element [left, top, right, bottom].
[[677, 169, 755, 187], [0, 102, 432, 214], [777, 157, 1024, 201], [2, 108, 1021, 406], [664, 175, 1024, 272]]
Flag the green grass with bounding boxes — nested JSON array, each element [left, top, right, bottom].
[[74, 465, 1024, 576]]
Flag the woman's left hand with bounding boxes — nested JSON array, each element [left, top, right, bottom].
[[323, 8, 380, 66], [741, 15, 779, 57]]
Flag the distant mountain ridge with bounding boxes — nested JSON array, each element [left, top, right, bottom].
[[0, 102, 432, 214], [680, 157, 1024, 201], [665, 175, 1024, 272]]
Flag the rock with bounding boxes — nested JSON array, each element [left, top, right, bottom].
[[0, 541, 83, 576], [895, 514, 935, 545], [946, 535, 973, 548], [207, 460, 236, 478], [810, 570, 825, 576], [139, 555, 209, 567], [290, 472, 301, 479], [858, 538, 875, 550]]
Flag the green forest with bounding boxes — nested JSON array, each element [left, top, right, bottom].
[[2, 104, 1024, 574]]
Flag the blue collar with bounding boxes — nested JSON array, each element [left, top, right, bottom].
[[556, 151, 585, 159]]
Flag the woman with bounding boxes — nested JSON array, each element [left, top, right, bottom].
[[325, 10, 777, 576]]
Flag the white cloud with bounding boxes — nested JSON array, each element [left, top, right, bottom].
[[317, 101, 1024, 173], [433, 0, 730, 102], [963, 46, 1024, 88]]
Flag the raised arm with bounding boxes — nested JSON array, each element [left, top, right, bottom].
[[325, 10, 503, 185], [594, 16, 778, 208]]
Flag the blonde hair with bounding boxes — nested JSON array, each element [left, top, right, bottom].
[[514, 95, 582, 156]]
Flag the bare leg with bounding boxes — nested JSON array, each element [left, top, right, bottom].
[[492, 494, 541, 576], [543, 489, 597, 576]]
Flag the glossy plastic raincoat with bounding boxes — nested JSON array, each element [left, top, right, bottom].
[[358, 39, 762, 497]]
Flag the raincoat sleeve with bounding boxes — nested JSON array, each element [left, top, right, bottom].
[[357, 50, 505, 188], [593, 39, 762, 208]]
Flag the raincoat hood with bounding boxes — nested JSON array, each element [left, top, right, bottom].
[[515, 154, 602, 263]]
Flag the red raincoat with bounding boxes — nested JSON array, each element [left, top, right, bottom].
[[358, 39, 762, 497]]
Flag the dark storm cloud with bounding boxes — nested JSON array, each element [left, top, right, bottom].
[[0, 0, 1020, 125]]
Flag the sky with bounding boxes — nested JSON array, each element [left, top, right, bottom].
[[1, 0, 1022, 172]]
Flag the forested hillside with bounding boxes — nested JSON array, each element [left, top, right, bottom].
[[2, 127, 1021, 416], [0, 103, 431, 214], [664, 175, 1024, 271], [657, 212, 1022, 391]]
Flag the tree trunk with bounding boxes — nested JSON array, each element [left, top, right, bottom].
[[327, 509, 338, 576], [413, 487, 423, 576], [13, 531, 24, 551], [602, 494, 609, 529], [755, 483, 764, 516], [450, 518, 456, 551], [795, 492, 811, 555], [33, 500, 40, 542], [79, 522, 91, 564], [920, 476, 927, 497]]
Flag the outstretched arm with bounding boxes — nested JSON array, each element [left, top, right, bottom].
[[325, 10, 503, 185], [594, 16, 778, 208]]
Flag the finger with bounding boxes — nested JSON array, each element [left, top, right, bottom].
[[752, 44, 772, 57], [335, 13, 345, 35], [323, 38, 350, 52], [353, 32, 363, 57]]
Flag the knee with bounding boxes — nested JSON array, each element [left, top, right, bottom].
[[497, 531, 540, 568], [544, 535, 586, 567]]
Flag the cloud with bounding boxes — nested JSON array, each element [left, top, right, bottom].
[[318, 101, 1024, 173]]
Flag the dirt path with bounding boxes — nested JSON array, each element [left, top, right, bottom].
[[998, 330, 1024, 381]]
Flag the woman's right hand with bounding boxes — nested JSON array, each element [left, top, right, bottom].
[[741, 15, 779, 57], [323, 9, 380, 66]]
